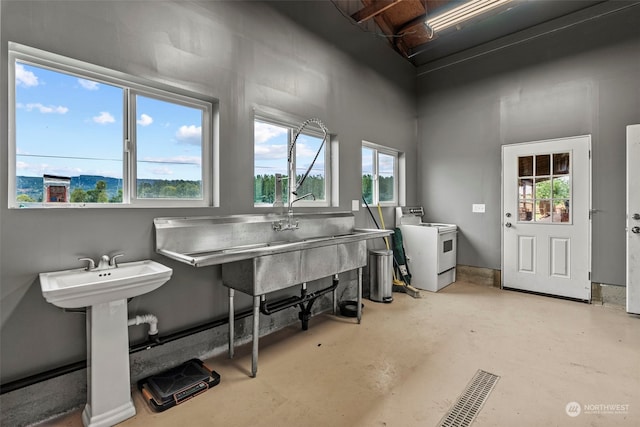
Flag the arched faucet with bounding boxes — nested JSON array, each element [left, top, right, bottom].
[[273, 118, 329, 231]]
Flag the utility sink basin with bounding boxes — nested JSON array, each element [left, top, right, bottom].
[[39, 260, 173, 308]]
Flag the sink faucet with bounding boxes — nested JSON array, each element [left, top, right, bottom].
[[79, 253, 124, 271], [274, 118, 329, 232], [291, 192, 316, 204]]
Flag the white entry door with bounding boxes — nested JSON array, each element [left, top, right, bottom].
[[627, 125, 640, 314], [502, 136, 591, 300]]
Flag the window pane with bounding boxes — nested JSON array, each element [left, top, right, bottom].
[[519, 201, 533, 221], [136, 95, 203, 199], [552, 176, 570, 199], [553, 152, 570, 175], [362, 147, 374, 204], [15, 62, 123, 203], [378, 153, 395, 202], [518, 178, 533, 200], [535, 177, 551, 199], [535, 154, 550, 176], [254, 121, 288, 204], [552, 200, 570, 223], [518, 156, 533, 177], [295, 133, 325, 201], [535, 199, 552, 222]]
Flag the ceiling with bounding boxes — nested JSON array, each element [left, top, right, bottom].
[[327, 0, 610, 67]]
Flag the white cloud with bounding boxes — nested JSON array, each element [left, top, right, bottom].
[[19, 162, 82, 177], [15, 64, 39, 87], [19, 103, 69, 114], [16, 161, 29, 170], [142, 155, 201, 166], [78, 79, 99, 90], [176, 125, 201, 142], [254, 121, 287, 144], [297, 161, 325, 173], [93, 111, 115, 124], [16, 159, 121, 178], [149, 167, 174, 176], [137, 113, 153, 126], [254, 144, 287, 160], [294, 143, 319, 158]]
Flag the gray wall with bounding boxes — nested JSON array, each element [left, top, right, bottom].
[[0, 1, 417, 384], [417, 3, 640, 284]]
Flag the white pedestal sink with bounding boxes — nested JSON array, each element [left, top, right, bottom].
[[40, 260, 172, 427]]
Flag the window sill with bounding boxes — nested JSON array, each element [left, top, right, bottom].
[[10, 202, 213, 209]]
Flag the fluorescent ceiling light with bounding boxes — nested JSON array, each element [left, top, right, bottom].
[[426, 0, 512, 33]]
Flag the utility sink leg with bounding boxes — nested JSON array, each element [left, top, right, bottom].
[[357, 267, 362, 324], [333, 288, 337, 315], [251, 295, 260, 377], [228, 288, 235, 359], [333, 274, 338, 315]]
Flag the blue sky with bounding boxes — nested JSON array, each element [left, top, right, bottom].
[[15, 61, 203, 181], [254, 120, 325, 178], [362, 146, 395, 177]]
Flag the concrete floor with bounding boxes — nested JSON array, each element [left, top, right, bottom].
[[39, 280, 639, 427]]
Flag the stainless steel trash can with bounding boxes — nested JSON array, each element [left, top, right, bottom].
[[369, 249, 393, 303]]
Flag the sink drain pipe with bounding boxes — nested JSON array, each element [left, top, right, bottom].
[[5, 278, 341, 393], [260, 274, 339, 330], [2, 308, 257, 395], [128, 314, 159, 338]]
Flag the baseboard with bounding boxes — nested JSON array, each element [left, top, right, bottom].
[[591, 283, 626, 308], [456, 265, 501, 288]]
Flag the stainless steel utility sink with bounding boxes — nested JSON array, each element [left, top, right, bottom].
[[154, 212, 392, 377], [154, 213, 390, 271], [221, 238, 368, 296]]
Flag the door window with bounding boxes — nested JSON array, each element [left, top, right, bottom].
[[518, 152, 571, 223]]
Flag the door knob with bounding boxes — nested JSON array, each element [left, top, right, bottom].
[[633, 213, 640, 220], [632, 226, 640, 234], [505, 222, 512, 228]]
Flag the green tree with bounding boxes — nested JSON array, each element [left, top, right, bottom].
[[362, 174, 373, 204], [535, 178, 570, 199], [379, 176, 395, 202], [160, 185, 177, 198], [86, 180, 108, 203], [109, 188, 123, 203], [17, 194, 35, 203], [176, 181, 201, 198], [71, 188, 87, 202]]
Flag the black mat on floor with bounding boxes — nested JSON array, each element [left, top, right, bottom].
[[138, 358, 220, 412]]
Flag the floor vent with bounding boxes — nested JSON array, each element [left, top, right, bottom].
[[438, 369, 500, 427]]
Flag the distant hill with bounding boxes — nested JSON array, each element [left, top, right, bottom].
[[16, 175, 201, 202], [17, 175, 124, 202]]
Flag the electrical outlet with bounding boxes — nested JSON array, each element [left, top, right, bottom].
[[352, 200, 360, 211], [472, 204, 485, 213]]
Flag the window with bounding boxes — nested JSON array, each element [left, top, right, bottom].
[[362, 141, 401, 206], [518, 152, 571, 223], [9, 43, 214, 208], [254, 115, 329, 207]]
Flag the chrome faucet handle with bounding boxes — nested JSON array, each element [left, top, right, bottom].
[[96, 255, 111, 270], [78, 257, 96, 271], [109, 253, 124, 267]]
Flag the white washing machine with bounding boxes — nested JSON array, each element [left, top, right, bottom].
[[395, 207, 457, 292]]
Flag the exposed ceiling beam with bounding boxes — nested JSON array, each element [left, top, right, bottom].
[[351, 0, 406, 24], [396, 13, 428, 34]]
